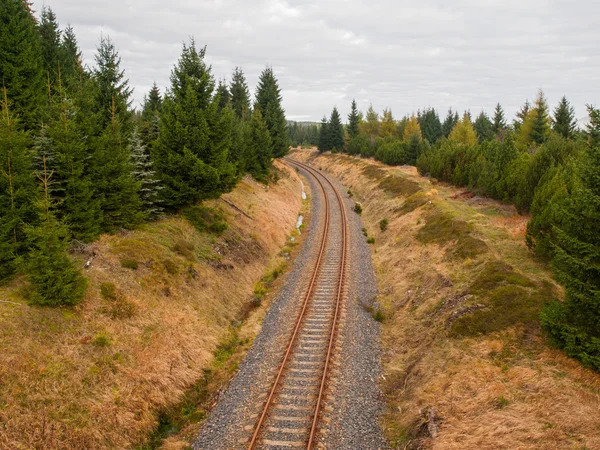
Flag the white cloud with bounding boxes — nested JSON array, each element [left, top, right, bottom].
[[35, 0, 600, 121]]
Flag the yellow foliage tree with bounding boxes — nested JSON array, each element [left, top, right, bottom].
[[380, 108, 396, 138], [403, 115, 422, 141], [359, 104, 379, 137], [449, 113, 477, 146]]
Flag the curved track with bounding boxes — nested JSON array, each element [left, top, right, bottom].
[[246, 158, 348, 449]]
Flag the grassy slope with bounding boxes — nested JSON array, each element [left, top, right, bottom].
[[0, 161, 302, 450], [291, 149, 600, 450]]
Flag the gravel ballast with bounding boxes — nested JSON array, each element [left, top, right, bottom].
[[194, 162, 386, 449]]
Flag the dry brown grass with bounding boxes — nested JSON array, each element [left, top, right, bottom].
[[0, 161, 302, 450], [291, 149, 600, 450]]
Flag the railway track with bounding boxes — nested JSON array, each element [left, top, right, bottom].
[[245, 158, 348, 449]]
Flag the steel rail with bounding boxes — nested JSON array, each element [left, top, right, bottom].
[[247, 159, 332, 449]]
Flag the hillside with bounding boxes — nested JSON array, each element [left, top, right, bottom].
[[0, 162, 303, 449], [291, 149, 600, 449]]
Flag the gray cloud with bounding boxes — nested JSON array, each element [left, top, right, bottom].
[[36, 0, 600, 123]]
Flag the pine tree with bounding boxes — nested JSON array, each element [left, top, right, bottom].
[[553, 96, 577, 139], [442, 108, 458, 138], [0, 0, 45, 128], [255, 67, 288, 157], [318, 116, 329, 152], [347, 99, 360, 139], [405, 133, 422, 165], [59, 25, 83, 87], [586, 103, 600, 148], [154, 39, 236, 209], [92, 36, 133, 135], [0, 87, 38, 279], [246, 108, 272, 180], [140, 82, 162, 147], [94, 97, 143, 231], [473, 111, 495, 142], [130, 127, 163, 219], [529, 90, 551, 145], [216, 79, 230, 110], [46, 71, 101, 241], [541, 105, 600, 370], [39, 6, 62, 86], [23, 156, 87, 306], [380, 108, 396, 138], [230, 67, 251, 120], [361, 105, 379, 137], [514, 99, 531, 132], [419, 107, 442, 144], [492, 103, 507, 133], [328, 107, 345, 152]]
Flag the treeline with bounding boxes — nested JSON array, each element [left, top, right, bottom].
[[0, 1, 288, 306], [288, 121, 319, 147], [318, 92, 600, 371]]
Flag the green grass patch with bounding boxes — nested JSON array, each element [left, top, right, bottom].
[[378, 175, 422, 197], [120, 258, 139, 270], [450, 260, 550, 338], [417, 208, 488, 259], [183, 205, 228, 235], [395, 191, 430, 215]]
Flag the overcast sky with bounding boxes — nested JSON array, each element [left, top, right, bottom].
[[35, 0, 600, 124]]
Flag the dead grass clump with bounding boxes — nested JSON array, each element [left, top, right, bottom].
[[379, 175, 422, 197], [362, 164, 387, 180], [162, 258, 179, 275]]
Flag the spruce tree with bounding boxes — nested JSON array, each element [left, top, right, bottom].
[[154, 39, 236, 209], [529, 90, 551, 145], [347, 99, 360, 139], [541, 105, 600, 370], [48, 72, 101, 241], [92, 36, 133, 135], [473, 111, 495, 142], [318, 116, 329, 152], [492, 103, 507, 134], [39, 6, 62, 86], [419, 107, 442, 144], [130, 127, 163, 219], [514, 99, 531, 132], [0, 0, 45, 128], [23, 156, 87, 306], [59, 25, 83, 87], [328, 107, 345, 152], [216, 79, 230, 110], [553, 96, 577, 139], [230, 67, 251, 120], [442, 108, 458, 137], [246, 108, 272, 180], [255, 67, 289, 157], [0, 87, 38, 279], [94, 98, 143, 231], [140, 82, 162, 147]]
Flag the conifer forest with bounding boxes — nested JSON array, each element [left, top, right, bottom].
[[2, 3, 600, 447], [314, 94, 600, 371], [1, 2, 288, 305]]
